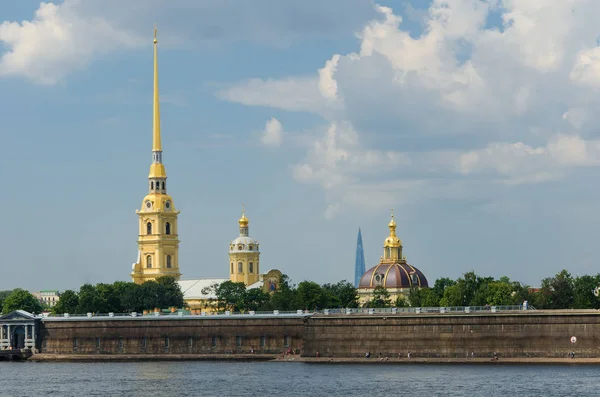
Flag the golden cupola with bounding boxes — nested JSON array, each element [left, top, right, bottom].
[[239, 206, 249, 228], [383, 209, 403, 261]]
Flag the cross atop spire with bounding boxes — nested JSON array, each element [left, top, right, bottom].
[[390, 208, 395, 219], [154, 23, 157, 43]]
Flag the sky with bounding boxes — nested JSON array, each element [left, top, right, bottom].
[[2, 0, 600, 292]]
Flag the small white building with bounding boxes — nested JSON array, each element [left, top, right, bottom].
[[0, 310, 39, 350]]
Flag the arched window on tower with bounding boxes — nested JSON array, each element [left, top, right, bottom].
[[147, 222, 152, 235], [398, 248, 402, 259], [162, 181, 165, 190], [151, 181, 154, 190], [146, 255, 152, 268], [238, 262, 243, 273], [166, 255, 172, 268], [165, 222, 171, 235], [249, 262, 253, 273], [230, 262, 233, 273]]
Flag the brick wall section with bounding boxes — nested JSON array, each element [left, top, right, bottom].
[[41, 317, 306, 355], [302, 311, 600, 358]]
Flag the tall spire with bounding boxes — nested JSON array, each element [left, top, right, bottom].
[[148, 25, 166, 180], [354, 227, 366, 288], [153, 24, 162, 152]]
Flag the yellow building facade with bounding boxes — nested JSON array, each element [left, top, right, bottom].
[[229, 207, 261, 286], [131, 28, 181, 284]]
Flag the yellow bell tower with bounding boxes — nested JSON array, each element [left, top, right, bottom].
[[131, 26, 181, 284], [229, 206, 261, 285]]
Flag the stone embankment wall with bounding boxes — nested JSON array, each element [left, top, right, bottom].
[[39, 311, 600, 359], [41, 316, 305, 355], [302, 311, 600, 358]]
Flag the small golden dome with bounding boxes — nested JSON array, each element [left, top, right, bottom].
[[239, 205, 249, 227], [384, 209, 402, 248]]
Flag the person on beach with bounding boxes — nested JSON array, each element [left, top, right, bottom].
[[365, 351, 370, 358]]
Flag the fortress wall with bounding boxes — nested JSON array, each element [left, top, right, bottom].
[[302, 311, 600, 358], [38, 311, 600, 359], [40, 316, 306, 355]]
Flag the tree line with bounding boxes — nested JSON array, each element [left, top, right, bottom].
[[0, 277, 184, 315], [1, 268, 599, 315]]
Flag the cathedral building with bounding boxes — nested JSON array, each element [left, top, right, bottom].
[[128, 28, 281, 311], [357, 210, 429, 305], [131, 27, 181, 284], [179, 209, 282, 313]]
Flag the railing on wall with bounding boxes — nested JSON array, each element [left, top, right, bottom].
[[39, 304, 534, 320]]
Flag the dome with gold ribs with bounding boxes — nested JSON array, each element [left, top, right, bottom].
[[358, 262, 428, 289]]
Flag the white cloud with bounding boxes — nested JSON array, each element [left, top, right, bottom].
[[0, 0, 377, 85], [217, 1, 600, 217], [0, 1, 142, 84], [260, 117, 284, 147], [217, 77, 326, 114], [318, 54, 341, 101]]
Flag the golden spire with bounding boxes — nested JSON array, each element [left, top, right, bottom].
[[384, 208, 402, 248], [239, 204, 249, 227], [152, 24, 161, 152], [148, 24, 166, 179]]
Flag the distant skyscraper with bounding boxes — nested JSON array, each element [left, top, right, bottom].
[[354, 228, 366, 287]]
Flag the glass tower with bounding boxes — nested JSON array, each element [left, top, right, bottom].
[[354, 228, 366, 287]]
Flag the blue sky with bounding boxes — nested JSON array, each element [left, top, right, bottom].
[[2, 0, 600, 292]]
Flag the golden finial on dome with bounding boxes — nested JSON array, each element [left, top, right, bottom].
[[239, 204, 249, 227], [384, 208, 402, 248], [388, 208, 396, 229]]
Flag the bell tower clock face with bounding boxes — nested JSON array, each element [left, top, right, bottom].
[[145, 201, 152, 211], [165, 201, 171, 210]]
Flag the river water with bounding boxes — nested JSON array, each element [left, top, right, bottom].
[[1, 361, 598, 396]]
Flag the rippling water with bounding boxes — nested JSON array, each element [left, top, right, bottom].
[[1, 361, 599, 396]]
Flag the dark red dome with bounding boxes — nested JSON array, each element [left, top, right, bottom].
[[358, 262, 428, 289]]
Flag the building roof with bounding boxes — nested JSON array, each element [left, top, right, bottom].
[[178, 279, 228, 300], [358, 262, 428, 289]]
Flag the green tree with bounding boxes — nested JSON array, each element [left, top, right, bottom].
[[408, 286, 424, 307], [242, 288, 271, 311], [297, 281, 327, 310], [472, 281, 513, 306], [421, 288, 440, 307], [573, 274, 600, 309], [322, 281, 359, 308], [2, 288, 43, 314], [270, 275, 300, 310], [439, 284, 463, 307], [113, 281, 142, 312], [365, 286, 391, 308], [77, 284, 102, 313], [52, 290, 79, 314], [541, 269, 575, 309], [155, 276, 185, 309], [431, 278, 455, 303], [0, 290, 13, 314], [215, 281, 247, 311], [394, 296, 407, 307]]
